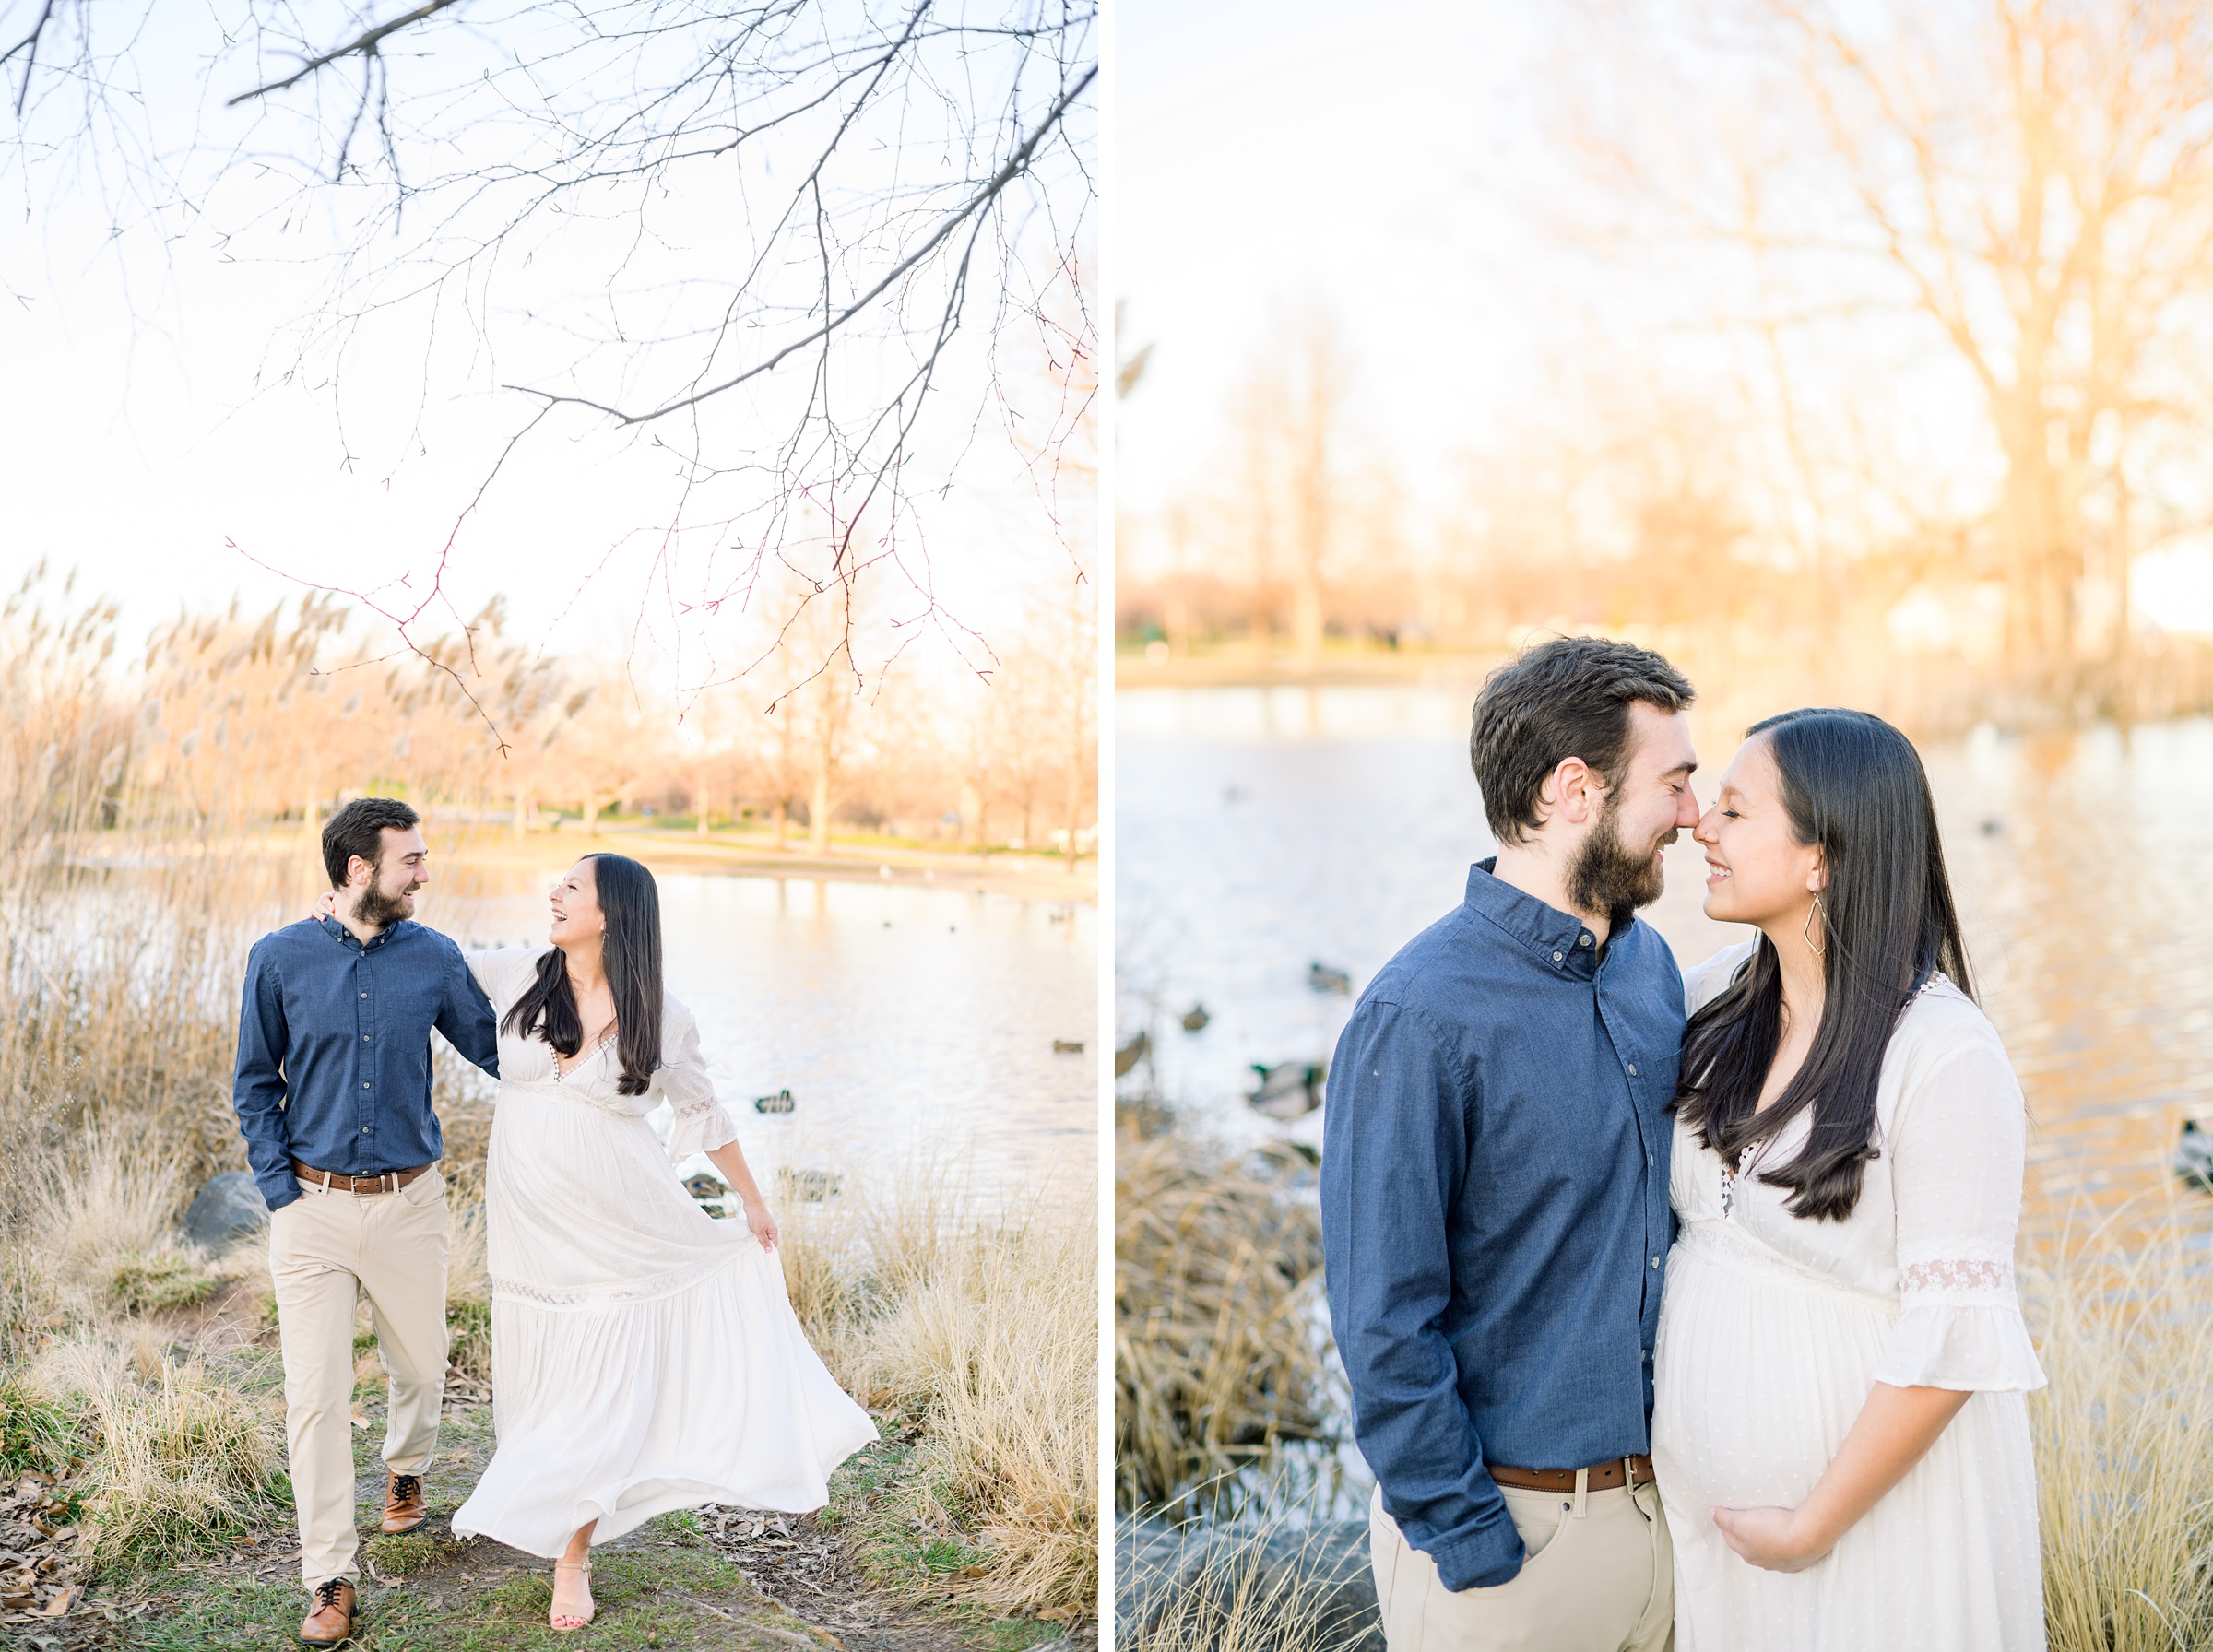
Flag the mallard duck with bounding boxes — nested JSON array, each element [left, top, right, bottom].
[[1180, 1004, 1210, 1032], [2177, 1119, 2213, 1193], [1308, 962, 1352, 996], [1114, 1030, 1151, 1077], [778, 1168, 842, 1201], [1248, 1061, 1326, 1120], [753, 1089, 796, 1115]]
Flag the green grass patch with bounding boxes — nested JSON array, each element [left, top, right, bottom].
[[817, 1430, 1077, 1646], [827, 1434, 997, 1597], [126, 1541, 776, 1650], [472, 1545, 760, 1646], [109, 1252, 220, 1315], [131, 1571, 309, 1651], [973, 1621, 1074, 1652], [368, 1528, 473, 1576], [0, 1377, 85, 1476]]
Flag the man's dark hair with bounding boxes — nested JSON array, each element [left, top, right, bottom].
[[1469, 636, 1695, 846], [322, 797, 422, 888]]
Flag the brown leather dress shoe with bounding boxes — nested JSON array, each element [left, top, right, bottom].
[[299, 1577, 356, 1646], [382, 1470, 427, 1534]]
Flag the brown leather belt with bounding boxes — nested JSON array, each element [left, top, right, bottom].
[[1489, 1455, 1654, 1493], [291, 1160, 432, 1195]]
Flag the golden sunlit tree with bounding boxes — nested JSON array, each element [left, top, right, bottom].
[[1568, 0, 2213, 707]]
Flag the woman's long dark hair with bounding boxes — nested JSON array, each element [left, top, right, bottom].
[[502, 853, 665, 1095], [1672, 708, 1972, 1221]]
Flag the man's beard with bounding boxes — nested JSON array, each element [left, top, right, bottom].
[[1568, 798, 1670, 918], [352, 880, 413, 930]]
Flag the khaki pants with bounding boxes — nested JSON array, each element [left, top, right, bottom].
[[1369, 1477, 1673, 1652], [267, 1169, 451, 1588]]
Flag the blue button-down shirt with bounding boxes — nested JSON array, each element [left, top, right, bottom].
[[1320, 860, 1684, 1591], [231, 916, 501, 1211]]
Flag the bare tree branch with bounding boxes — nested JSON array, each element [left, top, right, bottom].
[[2, 0, 55, 117], [225, 0, 467, 107], [503, 59, 1096, 429]]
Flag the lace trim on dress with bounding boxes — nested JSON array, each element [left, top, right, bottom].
[[491, 1250, 740, 1311], [1899, 1257, 2013, 1294]]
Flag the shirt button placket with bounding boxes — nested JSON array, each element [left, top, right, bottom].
[[358, 957, 372, 1164]]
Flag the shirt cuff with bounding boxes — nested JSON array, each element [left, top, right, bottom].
[[1424, 1518, 1528, 1592], [255, 1169, 302, 1211]]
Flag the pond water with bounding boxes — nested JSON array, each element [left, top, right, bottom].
[[433, 872, 1099, 1201], [1117, 685, 2213, 1248]]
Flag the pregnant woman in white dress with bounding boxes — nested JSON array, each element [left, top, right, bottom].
[[444, 854, 877, 1631], [1651, 708, 2045, 1649]]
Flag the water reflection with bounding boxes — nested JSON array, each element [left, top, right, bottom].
[[1118, 687, 2213, 1251], [432, 871, 1098, 1198]]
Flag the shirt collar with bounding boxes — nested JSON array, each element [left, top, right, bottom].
[[316, 914, 412, 952], [1462, 857, 1614, 981]]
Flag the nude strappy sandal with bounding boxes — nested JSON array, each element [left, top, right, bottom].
[[550, 1556, 595, 1632]]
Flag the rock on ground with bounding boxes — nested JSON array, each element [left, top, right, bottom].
[[1116, 1516, 1379, 1652], [183, 1172, 269, 1252]]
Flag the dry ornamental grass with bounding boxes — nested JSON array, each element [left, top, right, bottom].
[[1115, 1102, 1336, 1518]]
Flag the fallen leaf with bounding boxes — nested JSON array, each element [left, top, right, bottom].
[[41, 1587, 71, 1615]]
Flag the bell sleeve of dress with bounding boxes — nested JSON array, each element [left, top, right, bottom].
[[655, 997, 741, 1164], [1873, 1027, 2048, 1393]]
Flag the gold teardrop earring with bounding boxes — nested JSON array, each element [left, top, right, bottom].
[[1803, 894, 1828, 956]]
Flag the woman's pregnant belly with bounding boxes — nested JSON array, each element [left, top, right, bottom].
[[1651, 1228, 1899, 1513]]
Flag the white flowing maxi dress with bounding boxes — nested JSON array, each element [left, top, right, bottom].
[[450, 947, 878, 1557], [1651, 940, 2047, 1651]]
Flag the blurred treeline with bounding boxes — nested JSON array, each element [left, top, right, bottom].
[[7, 565, 1097, 857], [1117, 1, 2213, 735]]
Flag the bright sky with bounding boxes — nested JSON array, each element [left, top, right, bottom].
[[1115, 0, 2213, 632], [1, 10, 1092, 686], [1117, 0, 1544, 523]]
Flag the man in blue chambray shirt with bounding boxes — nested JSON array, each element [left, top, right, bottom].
[[1321, 638, 1699, 1652], [232, 796, 500, 1647]]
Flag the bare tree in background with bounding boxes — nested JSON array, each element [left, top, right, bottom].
[[1210, 323, 1348, 666], [1284, 323, 1343, 671], [565, 677, 666, 835], [3, 0, 1095, 706], [1564, 0, 2213, 707]]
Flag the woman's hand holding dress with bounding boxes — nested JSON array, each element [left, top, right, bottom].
[[740, 1194, 778, 1254]]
